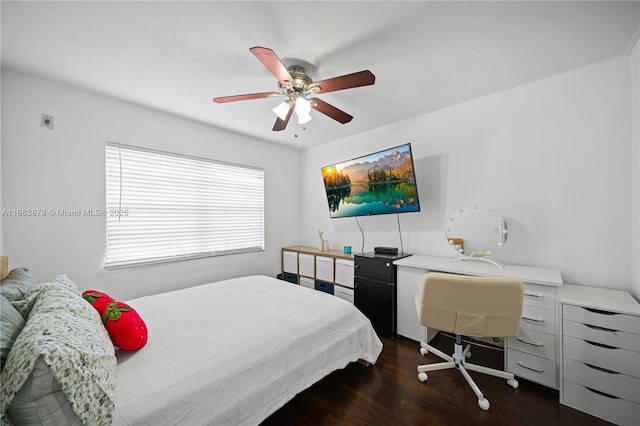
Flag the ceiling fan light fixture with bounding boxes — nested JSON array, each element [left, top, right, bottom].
[[294, 96, 312, 124], [273, 100, 291, 120], [297, 111, 313, 124], [295, 96, 311, 114]]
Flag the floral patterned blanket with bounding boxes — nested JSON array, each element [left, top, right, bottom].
[[0, 275, 116, 425]]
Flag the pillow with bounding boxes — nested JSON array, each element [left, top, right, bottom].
[[82, 290, 115, 315], [0, 267, 36, 302], [4, 356, 82, 426], [0, 275, 116, 426], [103, 301, 148, 351], [83, 290, 148, 351], [0, 295, 25, 371]]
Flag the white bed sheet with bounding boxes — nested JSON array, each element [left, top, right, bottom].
[[112, 275, 383, 425]]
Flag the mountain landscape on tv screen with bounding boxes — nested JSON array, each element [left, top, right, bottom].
[[342, 149, 414, 184], [322, 144, 420, 218]]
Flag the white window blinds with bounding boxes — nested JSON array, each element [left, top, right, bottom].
[[105, 143, 264, 268]]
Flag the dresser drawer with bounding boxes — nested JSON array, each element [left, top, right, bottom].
[[563, 319, 640, 352], [298, 254, 315, 277], [335, 259, 354, 288], [564, 304, 640, 335], [563, 380, 640, 426], [507, 349, 557, 388], [283, 250, 298, 274], [314, 280, 334, 295], [508, 328, 556, 361], [563, 358, 639, 403], [523, 283, 556, 310], [299, 276, 314, 290], [316, 256, 334, 282], [282, 272, 298, 284], [563, 335, 640, 378], [334, 286, 354, 304], [520, 305, 556, 335]]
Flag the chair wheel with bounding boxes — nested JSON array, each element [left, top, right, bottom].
[[418, 372, 428, 382], [478, 398, 490, 410], [465, 351, 472, 359], [507, 379, 519, 389], [420, 347, 428, 356]]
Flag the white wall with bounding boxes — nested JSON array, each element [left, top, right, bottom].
[[1, 70, 301, 300], [0, 70, 2, 257], [0, 4, 3, 257], [301, 54, 637, 297], [631, 38, 640, 300]]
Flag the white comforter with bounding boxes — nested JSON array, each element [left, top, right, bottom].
[[112, 275, 383, 425]]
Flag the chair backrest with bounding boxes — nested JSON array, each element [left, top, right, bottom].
[[415, 272, 524, 338]]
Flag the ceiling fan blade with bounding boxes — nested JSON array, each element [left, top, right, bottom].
[[250, 46, 297, 89], [310, 98, 353, 124], [213, 91, 279, 103], [273, 103, 294, 131], [308, 70, 375, 94]]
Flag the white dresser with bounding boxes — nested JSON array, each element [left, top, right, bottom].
[[394, 255, 563, 389], [559, 284, 640, 425]]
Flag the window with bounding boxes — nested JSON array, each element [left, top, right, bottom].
[[105, 143, 264, 268]]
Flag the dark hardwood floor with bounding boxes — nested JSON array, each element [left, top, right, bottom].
[[262, 334, 612, 425]]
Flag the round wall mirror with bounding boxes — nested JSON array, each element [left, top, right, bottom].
[[445, 205, 508, 258]]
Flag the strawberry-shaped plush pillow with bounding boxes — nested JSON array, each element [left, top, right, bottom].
[[82, 290, 115, 316], [102, 301, 148, 351]]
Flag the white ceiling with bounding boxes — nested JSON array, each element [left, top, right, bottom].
[[2, 1, 639, 150]]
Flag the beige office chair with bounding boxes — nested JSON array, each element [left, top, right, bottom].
[[415, 272, 524, 410]]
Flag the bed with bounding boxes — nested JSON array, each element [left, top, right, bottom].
[[0, 270, 383, 425]]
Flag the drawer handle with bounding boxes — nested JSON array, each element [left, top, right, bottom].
[[584, 323, 617, 333], [522, 316, 544, 323], [584, 340, 617, 350], [584, 362, 618, 375], [516, 337, 544, 347], [584, 386, 619, 399], [524, 292, 544, 298], [584, 307, 617, 316], [517, 362, 544, 373]]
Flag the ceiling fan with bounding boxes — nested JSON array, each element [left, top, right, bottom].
[[213, 47, 375, 132]]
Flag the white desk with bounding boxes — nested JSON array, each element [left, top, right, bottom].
[[394, 255, 562, 286], [394, 254, 563, 389]]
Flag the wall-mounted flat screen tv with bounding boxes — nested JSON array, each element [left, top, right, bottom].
[[321, 143, 421, 218]]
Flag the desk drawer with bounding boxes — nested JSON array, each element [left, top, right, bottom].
[[563, 335, 640, 378], [520, 305, 556, 335], [563, 380, 640, 426], [508, 328, 556, 361], [564, 304, 639, 335], [563, 319, 640, 352], [507, 349, 557, 388], [564, 358, 639, 403], [523, 283, 556, 310]]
